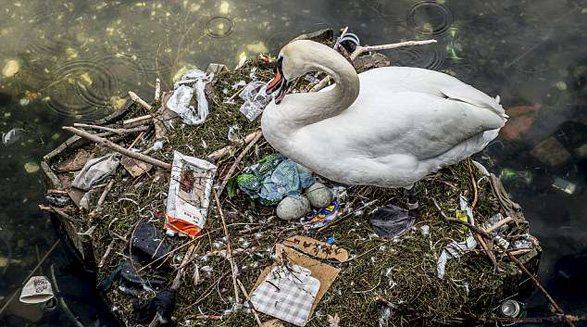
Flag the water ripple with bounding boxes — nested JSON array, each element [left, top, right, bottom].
[[389, 46, 446, 70], [42, 60, 118, 120], [205, 17, 235, 38], [407, 1, 453, 36]]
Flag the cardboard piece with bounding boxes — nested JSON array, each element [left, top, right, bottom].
[[282, 235, 349, 262], [121, 156, 152, 177], [251, 236, 345, 319], [54, 149, 93, 173]]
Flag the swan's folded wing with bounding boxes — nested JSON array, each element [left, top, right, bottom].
[[358, 67, 505, 116]]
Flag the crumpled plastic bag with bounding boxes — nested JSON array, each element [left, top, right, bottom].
[[166, 69, 209, 125], [72, 154, 120, 190], [369, 205, 415, 238], [436, 235, 478, 279], [239, 81, 271, 121], [237, 153, 314, 206], [436, 194, 478, 279]]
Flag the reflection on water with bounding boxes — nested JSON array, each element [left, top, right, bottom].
[[1, 0, 587, 326]]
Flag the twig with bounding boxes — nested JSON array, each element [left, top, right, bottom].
[[187, 315, 223, 320], [207, 131, 261, 161], [154, 78, 161, 102], [63, 126, 171, 170], [431, 198, 490, 239], [505, 252, 576, 327], [96, 179, 115, 209], [436, 196, 575, 327], [0, 239, 60, 315], [311, 39, 437, 92], [432, 197, 499, 270], [488, 314, 584, 325], [375, 296, 397, 309], [98, 239, 115, 268], [237, 279, 263, 327], [123, 115, 153, 128], [467, 162, 479, 209], [350, 39, 437, 60], [216, 131, 263, 195], [129, 91, 153, 111], [485, 217, 514, 234], [213, 189, 240, 303], [73, 123, 124, 135]]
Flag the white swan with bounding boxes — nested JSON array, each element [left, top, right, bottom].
[[261, 40, 507, 188]]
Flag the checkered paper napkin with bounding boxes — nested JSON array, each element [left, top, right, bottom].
[[250, 264, 321, 326]]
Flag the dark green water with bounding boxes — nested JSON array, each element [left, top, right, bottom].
[[1, 0, 586, 326]]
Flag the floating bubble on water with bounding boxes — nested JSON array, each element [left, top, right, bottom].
[[407, 1, 453, 36], [206, 17, 234, 38], [388, 46, 446, 70]]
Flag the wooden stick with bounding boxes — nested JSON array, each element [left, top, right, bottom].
[[437, 199, 576, 327], [431, 197, 499, 270], [216, 131, 263, 195], [62, 127, 171, 170], [350, 39, 437, 60], [311, 39, 437, 92], [96, 179, 115, 208], [123, 115, 153, 128], [467, 162, 479, 209], [73, 123, 124, 135], [213, 189, 240, 304], [506, 252, 576, 327], [129, 91, 152, 111], [0, 239, 60, 315], [237, 279, 263, 327], [208, 131, 261, 161], [154, 78, 161, 102], [485, 217, 514, 234]]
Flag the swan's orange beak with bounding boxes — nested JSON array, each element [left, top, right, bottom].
[[266, 58, 288, 104]]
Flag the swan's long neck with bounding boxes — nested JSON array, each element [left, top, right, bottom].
[[273, 45, 360, 129]]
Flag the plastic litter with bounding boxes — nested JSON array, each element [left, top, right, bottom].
[[165, 151, 217, 236], [2, 128, 24, 145], [368, 205, 415, 238], [237, 153, 313, 206], [310, 201, 341, 228], [239, 81, 271, 121], [437, 195, 478, 279], [132, 222, 171, 260], [72, 154, 120, 191], [133, 289, 176, 326], [166, 69, 209, 125], [227, 124, 240, 143], [436, 235, 477, 279], [552, 176, 577, 195], [499, 168, 533, 186], [500, 299, 522, 317], [119, 260, 165, 293], [19, 276, 54, 304], [378, 307, 392, 327]]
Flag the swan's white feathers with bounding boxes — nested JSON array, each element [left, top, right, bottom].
[[262, 42, 506, 188]]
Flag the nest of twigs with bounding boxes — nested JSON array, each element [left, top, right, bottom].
[[42, 33, 540, 327]]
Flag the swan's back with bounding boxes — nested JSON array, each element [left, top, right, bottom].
[[356, 67, 505, 115], [298, 66, 506, 187]]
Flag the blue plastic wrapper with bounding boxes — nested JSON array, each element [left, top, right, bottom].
[[237, 153, 314, 206]]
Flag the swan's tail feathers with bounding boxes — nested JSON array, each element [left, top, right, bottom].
[[440, 84, 505, 117]]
